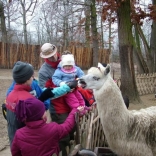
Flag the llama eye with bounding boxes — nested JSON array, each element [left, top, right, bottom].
[[93, 76, 100, 81]]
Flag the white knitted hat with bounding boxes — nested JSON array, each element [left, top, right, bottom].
[[60, 54, 75, 67]]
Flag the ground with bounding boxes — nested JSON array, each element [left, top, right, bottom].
[[0, 68, 156, 155]]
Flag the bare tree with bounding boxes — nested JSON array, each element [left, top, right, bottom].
[[18, 0, 38, 46], [116, 0, 140, 102], [149, 0, 156, 72], [0, 0, 7, 42], [90, 0, 99, 66]]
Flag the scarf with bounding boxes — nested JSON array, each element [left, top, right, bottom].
[[44, 53, 61, 69]]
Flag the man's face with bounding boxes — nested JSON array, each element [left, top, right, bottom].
[[47, 53, 58, 62]]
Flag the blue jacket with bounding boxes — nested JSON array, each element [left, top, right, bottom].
[[6, 80, 50, 110], [52, 64, 84, 86]]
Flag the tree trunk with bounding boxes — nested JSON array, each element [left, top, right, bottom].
[[63, 0, 69, 48], [100, 15, 104, 49], [90, 0, 99, 66], [117, 0, 140, 102], [20, 0, 28, 48], [135, 23, 153, 72], [85, 0, 91, 47], [133, 24, 149, 73], [150, 0, 156, 72], [0, 0, 7, 43]]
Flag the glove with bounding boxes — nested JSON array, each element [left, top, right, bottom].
[[60, 81, 66, 86], [66, 80, 78, 89], [38, 88, 55, 102]]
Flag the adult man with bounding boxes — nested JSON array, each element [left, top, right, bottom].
[[38, 43, 73, 156]]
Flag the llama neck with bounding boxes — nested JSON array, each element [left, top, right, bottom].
[[94, 77, 129, 133]]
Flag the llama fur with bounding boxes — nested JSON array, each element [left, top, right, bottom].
[[79, 63, 156, 156]]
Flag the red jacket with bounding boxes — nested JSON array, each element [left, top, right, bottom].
[[6, 84, 34, 112], [11, 109, 76, 156], [6, 84, 35, 145]]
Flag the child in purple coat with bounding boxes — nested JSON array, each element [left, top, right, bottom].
[[11, 98, 78, 156], [52, 54, 88, 115]]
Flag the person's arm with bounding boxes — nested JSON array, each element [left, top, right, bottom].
[[50, 84, 70, 98], [38, 81, 78, 102], [11, 134, 22, 156], [6, 81, 16, 96], [52, 69, 64, 86], [38, 72, 46, 89], [31, 80, 50, 110]]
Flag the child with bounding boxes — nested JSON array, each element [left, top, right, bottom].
[[52, 54, 88, 115], [6, 76, 50, 110], [11, 98, 78, 156]]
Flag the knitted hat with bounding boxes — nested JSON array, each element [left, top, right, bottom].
[[40, 43, 57, 58], [12, 61, 34, 84], [15, 98, 45, 122], [60, 54, 75, 67]]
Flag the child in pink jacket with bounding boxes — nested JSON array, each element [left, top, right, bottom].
[[11, 98, 78, 156]]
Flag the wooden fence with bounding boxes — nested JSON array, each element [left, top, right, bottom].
[[117, 73, 156, 95], [59, 105, 108, 156], [0, 42, 110, 69]]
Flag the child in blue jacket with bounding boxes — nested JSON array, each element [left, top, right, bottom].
[[52, 54, 88, 115]]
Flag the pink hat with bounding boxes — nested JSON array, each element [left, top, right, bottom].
[[15, 98, 45, 122]]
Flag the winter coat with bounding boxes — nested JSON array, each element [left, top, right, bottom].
[[38, 62, 71, 114], [38, 62, 56, 89], [6, 84, 35, 145], [6, 84, 71, 145], [11, 109, 76, 156], [52, 64, 84, 87], [6, 80, 50, 110]]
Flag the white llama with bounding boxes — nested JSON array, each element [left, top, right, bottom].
[[79, 63, 156, 156]]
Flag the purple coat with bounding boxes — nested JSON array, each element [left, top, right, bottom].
[[11, 109, 76, 156]]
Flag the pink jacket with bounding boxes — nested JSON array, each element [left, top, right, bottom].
[[11, 109, 76, 156]]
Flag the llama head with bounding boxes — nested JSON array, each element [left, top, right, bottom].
[[79, 62, 111, 90]]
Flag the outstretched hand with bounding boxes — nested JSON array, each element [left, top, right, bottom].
[[38, 88, 54, 102]]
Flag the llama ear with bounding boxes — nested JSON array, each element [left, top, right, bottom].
[[104, 64, 110, 75]]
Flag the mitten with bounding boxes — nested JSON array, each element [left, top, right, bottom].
[[38, 88, 55, 102], [60, 81, 66, 86], [66, 80, 78, 89]]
